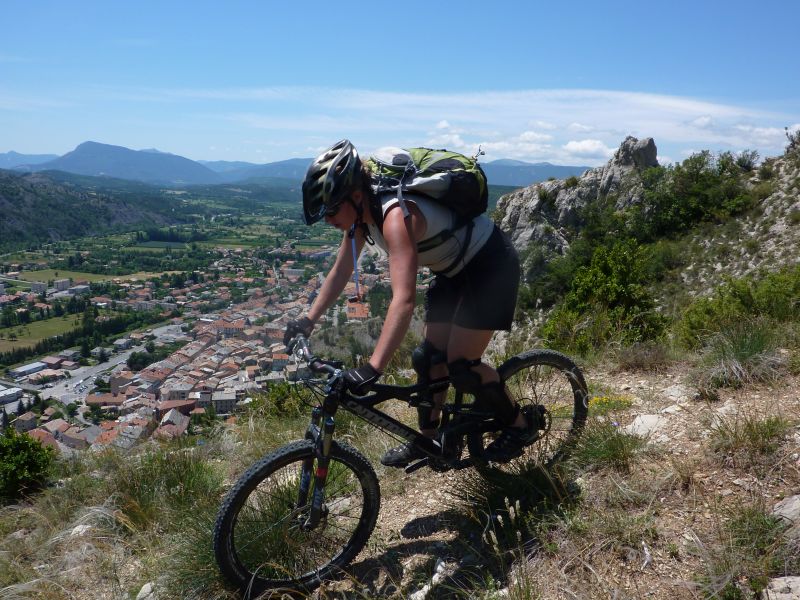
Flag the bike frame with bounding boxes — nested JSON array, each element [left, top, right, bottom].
[[293, 339, 497, 528]]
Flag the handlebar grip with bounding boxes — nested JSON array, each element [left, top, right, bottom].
[[292, 335, 338, 375]]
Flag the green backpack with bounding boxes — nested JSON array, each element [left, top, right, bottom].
[[364, 146, 488, 227]]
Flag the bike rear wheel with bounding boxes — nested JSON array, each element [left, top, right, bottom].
[[213, 439, 380, 597], [468, 349, 589, 466]]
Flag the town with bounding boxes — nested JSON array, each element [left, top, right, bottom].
[[0, 240, 398, 455]]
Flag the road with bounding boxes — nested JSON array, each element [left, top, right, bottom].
[[1, 322, 186, 415]]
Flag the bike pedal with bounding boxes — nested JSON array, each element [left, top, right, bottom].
[[404, 457, 429, 474]]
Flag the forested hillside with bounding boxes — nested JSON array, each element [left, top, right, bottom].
[[0, 170, 189, 252]]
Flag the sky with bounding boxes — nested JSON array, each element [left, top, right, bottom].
[[2, 0, 799, 167]]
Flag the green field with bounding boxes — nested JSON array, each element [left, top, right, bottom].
[[17, 269, 110, 283], [0, 315, 81, 353], [16, 269, 168, 283], [134, 241, 189, 249]]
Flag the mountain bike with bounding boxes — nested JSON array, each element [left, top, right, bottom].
[[212, 336, 588, 597]]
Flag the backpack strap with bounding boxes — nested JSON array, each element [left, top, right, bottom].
[[369, 190, 475, 276], [436, 219, 474, 277]]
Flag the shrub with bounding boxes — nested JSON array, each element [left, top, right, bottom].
[[0, 428, 55, 501], [543, 240, 666, 352], [565, 175, 579, 188], [614, 341, 671, 372], [631, 153, 755, 241], [751, 180, 776, 200], [758, 160, 775, 180], [735, 150, 759, 172]]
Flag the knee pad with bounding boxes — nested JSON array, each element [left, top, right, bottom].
[[411, 340, 446, 382], [447, 358, 483, 394]]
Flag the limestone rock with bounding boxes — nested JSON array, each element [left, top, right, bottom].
[[773, 494, 800, 525], [624, 414, 668, 437], [764, 577, 800, 600], [136, 582, 157, 600], [495, 136, 658, 280], [773, 494, 800, 542]]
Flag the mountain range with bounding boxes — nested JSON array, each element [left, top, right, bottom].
[[3, 142, 589, 188]]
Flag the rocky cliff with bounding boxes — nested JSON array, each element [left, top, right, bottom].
[[495, 136, 658, 269]]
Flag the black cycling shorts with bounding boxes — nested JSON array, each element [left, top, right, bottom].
[[424, 226, 520, 331]]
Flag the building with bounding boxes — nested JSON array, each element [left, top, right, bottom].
[[113, 338, 133, 351], [54, 278, 71, 291], [30, 281, 47, 294], [27, 429, 60, 453], [59, 349, 81, 362], [69, 285, 91, 296], [0, 386, 23, 404], [13, 412, 37, 433], [40, 356, 64, 369], [211, 390, 237, 415], [8, 361, 46, 379]]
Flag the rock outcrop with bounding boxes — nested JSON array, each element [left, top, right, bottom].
[[495, 136, 658, 274]]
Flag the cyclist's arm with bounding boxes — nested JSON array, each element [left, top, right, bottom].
[[367, 206, 419, 372], [306, 228, 366, 324]]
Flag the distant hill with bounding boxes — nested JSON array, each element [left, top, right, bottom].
[[199, 160, 261, 173], [218, 158, 312, 183], [0, 151, 59, 169], [481, 160, 590, 187], [16, 141, 222, 185], [0, 168, 188, 252], [6, 141, 589, 188]]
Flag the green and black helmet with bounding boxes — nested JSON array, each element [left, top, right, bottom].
[[302, 139, 362, 225]]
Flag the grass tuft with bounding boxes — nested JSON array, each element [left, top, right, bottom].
[[697, 318, 786, 389], [568, 421, 647, 473], [710, 412, 793, 459]]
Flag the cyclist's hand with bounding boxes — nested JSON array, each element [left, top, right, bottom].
[[343, 363, 381, 395], [283, 316, 313, 348]]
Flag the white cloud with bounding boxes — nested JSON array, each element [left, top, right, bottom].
[[519, 130, 553, 142], [690, 115, 714, 129], [6, 83, 798, 162], [562, 139, 615, 158], [567, 122, 594, 132], [734, 124, 786, 146], [530, 119, 557, 130]]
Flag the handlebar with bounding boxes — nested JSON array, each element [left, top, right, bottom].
[[289, 335, 340, 376]]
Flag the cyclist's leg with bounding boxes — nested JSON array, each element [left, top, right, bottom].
[[420, 321, 451, 433], [381, 285, 452, 468], [444, 325, 527, 430]]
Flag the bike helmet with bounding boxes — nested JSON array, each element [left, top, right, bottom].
[[302, 139, 362, 225]]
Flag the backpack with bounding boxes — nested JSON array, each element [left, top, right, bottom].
[[364, 146, 488, 228]]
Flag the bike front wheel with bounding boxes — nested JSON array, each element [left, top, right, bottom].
[[213, 439, 380, 597]]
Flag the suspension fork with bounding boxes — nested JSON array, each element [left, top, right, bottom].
[[303, 413, 336, 530], [297, 407, 322, 508]]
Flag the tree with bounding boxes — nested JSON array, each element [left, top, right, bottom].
[[0, 428, 55, 501], [1, 411, 9, 431]]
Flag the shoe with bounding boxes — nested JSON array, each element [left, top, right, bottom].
[[482, 412, 539, 463], [380, 442, 426, 468]]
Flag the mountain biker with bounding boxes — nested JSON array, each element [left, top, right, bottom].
[[284, 139, 533, 464]]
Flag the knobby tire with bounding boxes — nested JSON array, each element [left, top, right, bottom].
[[213, 439, 380, 597]]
